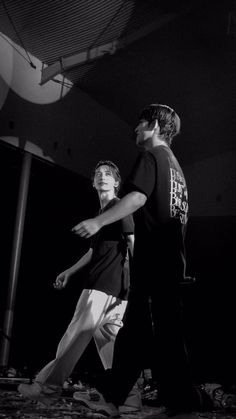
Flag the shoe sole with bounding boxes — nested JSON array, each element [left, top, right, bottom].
[[73, 393, 117, 417]]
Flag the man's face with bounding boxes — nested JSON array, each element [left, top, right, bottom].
[[93, 165, 119, 193], [135, 119, 156, 147]]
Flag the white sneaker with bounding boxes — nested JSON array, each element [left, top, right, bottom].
[[18, 381, 60, 406], [73, 389, 120, 417]]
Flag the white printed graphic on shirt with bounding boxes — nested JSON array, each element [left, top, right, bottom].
[[170, 168, 188, 225]]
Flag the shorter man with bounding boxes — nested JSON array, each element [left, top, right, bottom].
[[18, 160, 137, 413]]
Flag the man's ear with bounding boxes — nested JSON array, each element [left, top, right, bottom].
[[149, 119, 158, 130]]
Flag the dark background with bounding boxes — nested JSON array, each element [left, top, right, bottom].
[[0, 141, 235, 386]]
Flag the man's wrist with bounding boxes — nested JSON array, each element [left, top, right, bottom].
[[96, 214, 105, 228]]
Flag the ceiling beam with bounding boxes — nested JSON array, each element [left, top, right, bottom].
[[40, 12, 178, 85]]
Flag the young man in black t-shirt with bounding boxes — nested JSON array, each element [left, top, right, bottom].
[[72, 104, 213, 416], [18, 160, 135, 408]]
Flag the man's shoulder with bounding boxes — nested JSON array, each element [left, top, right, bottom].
[[149, 145, 177, 163], [149, 145, 171, 156], [136, 149, 156, 164]]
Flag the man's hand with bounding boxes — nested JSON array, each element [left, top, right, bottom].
[[71, 218, 101, 238], [53, 271, 71, 290]]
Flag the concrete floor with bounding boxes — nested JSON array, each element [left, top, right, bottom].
[[1, 379, 236, 419]]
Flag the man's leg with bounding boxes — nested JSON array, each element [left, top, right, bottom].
[[151, 286, 213, 412], [93, 298, 142, 412], [93, 298, 127, 370], [97, 294, 153, 408], [18, 290, 114, 399]]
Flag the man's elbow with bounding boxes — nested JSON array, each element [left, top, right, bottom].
[[133, 191, 147, 209]]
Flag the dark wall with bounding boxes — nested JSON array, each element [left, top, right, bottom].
[[0, 141, 98, 371]]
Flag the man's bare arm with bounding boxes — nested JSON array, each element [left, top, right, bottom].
[[53, 248, 93, 289], [72, 191, 146, 238]]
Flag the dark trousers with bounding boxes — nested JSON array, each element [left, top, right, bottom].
[[99, 280, 201, 410]]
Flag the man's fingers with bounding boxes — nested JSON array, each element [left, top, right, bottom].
[[71, 226, 80, 233], [71, 223, 86, 234], [72, 225, 92, 238], [71, 219, 98, 238], [80, 231, 91, 238], [75, 229, 88, 237]]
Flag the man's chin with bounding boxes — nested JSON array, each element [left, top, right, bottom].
[[136, 141, 145, 149]]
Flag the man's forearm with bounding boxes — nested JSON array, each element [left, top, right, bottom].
[[68, 248, 92, 274], [96, 191, 146, 228]]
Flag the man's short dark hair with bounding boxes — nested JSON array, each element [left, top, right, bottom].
[[138, 103, 181, 145], [92, 160, 121, 194]]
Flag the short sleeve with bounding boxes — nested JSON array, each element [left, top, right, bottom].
[[121, 214, 134, 236], [123, 151, 156, 198]]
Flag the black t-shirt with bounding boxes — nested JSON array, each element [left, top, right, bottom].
[[124, 146, 188, 283], [85, 198, 134, 299]]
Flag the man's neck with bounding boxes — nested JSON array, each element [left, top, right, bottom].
[[144, 136, 168, 150], [99, 191, 116, 209]]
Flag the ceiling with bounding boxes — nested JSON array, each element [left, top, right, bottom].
[[0, 0, 209, 106], [0, 1, 205, 67], [0, 0, 235, 167]]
